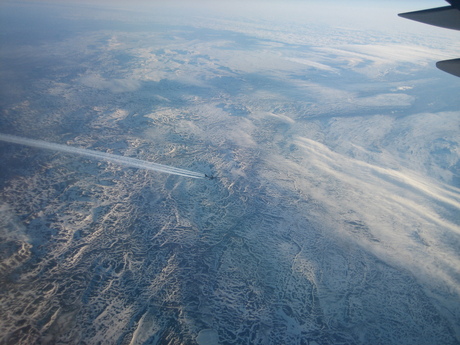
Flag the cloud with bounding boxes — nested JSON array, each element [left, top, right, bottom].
[[284, 57, 338, 73], [263, 134, 460, 300], [79, 74, 141, 93]]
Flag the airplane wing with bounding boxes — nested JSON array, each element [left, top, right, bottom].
[[398, 5, 460, 31], [399, 0, 460, 77], [436, 58, 460, 77]]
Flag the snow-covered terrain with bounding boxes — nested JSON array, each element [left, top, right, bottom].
[[0, 1, 459, 344]]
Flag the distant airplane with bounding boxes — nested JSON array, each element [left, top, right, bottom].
[[205, 174, 215, 180], [399, 0, 460, 77]]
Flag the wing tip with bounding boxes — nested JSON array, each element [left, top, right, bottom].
[[398, 6, 460, 30], [436, 58, 460, 78], [398, 6, 452, 18]]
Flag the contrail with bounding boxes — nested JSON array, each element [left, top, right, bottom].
[[0, 134, 205, 179]]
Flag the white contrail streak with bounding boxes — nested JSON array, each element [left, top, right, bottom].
[[0, 134, 205, 179]]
